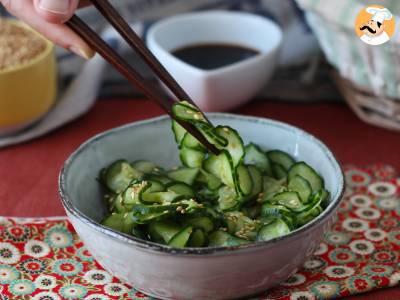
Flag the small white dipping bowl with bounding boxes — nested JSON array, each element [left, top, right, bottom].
[[146, 11, 282, 111], [59, 114, 344, 300]]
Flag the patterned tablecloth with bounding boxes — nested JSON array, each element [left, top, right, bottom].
[[0, 164, 399, 300]]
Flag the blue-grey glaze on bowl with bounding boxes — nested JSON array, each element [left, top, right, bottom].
[[59, 113, 344, 300]]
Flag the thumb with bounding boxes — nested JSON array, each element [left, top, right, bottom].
[[33, 0, 80, 23]]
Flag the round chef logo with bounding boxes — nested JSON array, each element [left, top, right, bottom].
[[355, 5, 395, 45]]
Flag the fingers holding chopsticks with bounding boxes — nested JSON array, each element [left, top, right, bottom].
[[1, 0, 94, 59]]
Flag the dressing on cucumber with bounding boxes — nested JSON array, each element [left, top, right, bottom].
[[99, 101, 329, 248]]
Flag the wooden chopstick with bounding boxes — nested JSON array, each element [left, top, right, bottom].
[[89, 0, 213, 125], [65, 15, 220, 155], [90, 0, 194, 106]]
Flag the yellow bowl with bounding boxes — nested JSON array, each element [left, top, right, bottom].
[[0, 18, 57, 136]]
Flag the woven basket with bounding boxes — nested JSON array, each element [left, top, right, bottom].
[[296, 0, 400, 131], [332, 72, 400, 130]]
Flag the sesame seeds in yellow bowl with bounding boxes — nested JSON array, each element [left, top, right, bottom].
[[0, 18, 57, 136]]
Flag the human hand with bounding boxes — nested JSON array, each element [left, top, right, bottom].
[[0, 0, 94, 59]]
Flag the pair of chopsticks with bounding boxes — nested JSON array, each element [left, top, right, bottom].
[[66, 0, 220, 155]]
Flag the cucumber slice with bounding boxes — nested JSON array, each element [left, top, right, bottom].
[[288, 162, 324, 192], [187, 229, 206, 247], [171, 120, 186, 145], [261, 176, 286, 202], [101, 213, 122, 230], [101, 212, 135, 235], [131, 203, 180, 223], [180, 147, 205, 168], [141, 191, 180, 204], [208, 230, 231, 247], [295, 191, 324, 226], [218, 151, 236, 188], [261, 203, 291, 218], [226, 236, 250, 246], [184, 216, 214, 233], [203, 154, 220, 177], [204, 151, 235, 188], [131, 160, 160, 174], [260, 204, 295, 229], [123, 180, 151, 205], [167, 167, 199, 185], [245, 165, 263, 199], [207, 230, 250, 246], [196, 170, 222, 190], [166, 182, 195, 198], [215, 126, 244, 167], [143, 174, 172, 185], [236, 164, 253, 196], [182, 132, 205, 151], [257, 218, 290, 241], [114, 194, 131, 213], [168, 226, 193, 248], [148, 220, 181, 244], [143, 180, 164, 193], [267, 150, 295, 171], [288, 175, 312, 203], [270, 191, 305, 212], [195, 122, 228, 148], [244, 143, 272, 175], [224, 211, 259, 240], [218, 186, 238, 211], [272, 163, 287, 180], [172, 102, 206, 122], [296, 206, 322, 227], [105, 160, 142, 193], [320, 189, 330, 208]]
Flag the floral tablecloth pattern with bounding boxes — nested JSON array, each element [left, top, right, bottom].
[[0, 164, 399, 300]]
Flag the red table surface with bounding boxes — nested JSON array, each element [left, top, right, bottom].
[[0, 99, 399, 300]]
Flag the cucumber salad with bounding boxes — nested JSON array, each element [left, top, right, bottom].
[[100, 101, 329, 248]]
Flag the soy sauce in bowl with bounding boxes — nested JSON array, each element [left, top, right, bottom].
[[171, 43, 259, 70]]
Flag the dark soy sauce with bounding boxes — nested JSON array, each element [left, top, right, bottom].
[[171, 44, 259, 70]]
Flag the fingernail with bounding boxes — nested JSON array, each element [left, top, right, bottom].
[[38, 0, 70, 15], [69, 46, 95, 60]]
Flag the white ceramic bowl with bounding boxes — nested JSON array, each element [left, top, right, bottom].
[[146, 11, 282, 111], [59, 114, 344, 300]]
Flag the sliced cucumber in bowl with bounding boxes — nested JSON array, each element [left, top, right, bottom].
[[99, 102, 330, 248]]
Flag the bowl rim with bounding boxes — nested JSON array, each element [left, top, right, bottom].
[[0, 18, 54, 75], [59, 113, 344, 256], [146, 10, 282, 76]]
